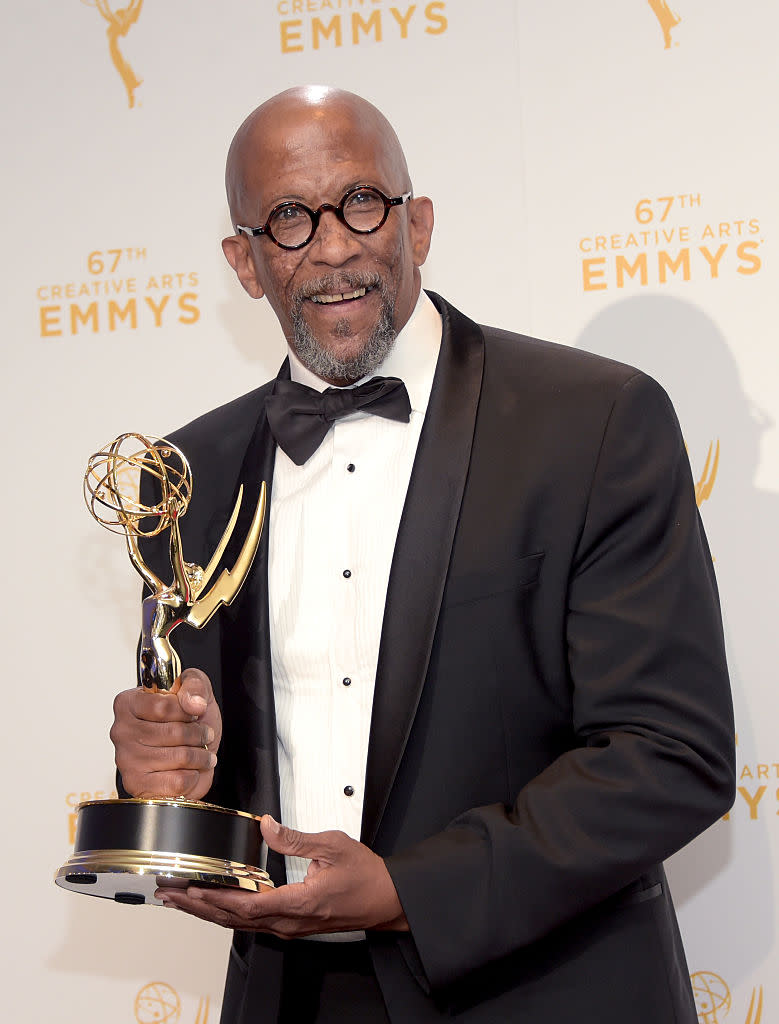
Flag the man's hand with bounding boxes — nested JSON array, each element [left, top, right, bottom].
[[156, 816, 409, 937], [110, 667, 221, 800]]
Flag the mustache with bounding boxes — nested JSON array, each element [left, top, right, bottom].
[[292, 271, 384, 307]]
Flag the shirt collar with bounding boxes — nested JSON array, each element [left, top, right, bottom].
[[286, 289, 442, 414]]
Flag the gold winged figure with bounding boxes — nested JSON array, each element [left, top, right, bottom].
[[85, 433, 266, 692]]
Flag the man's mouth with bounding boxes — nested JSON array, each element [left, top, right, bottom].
[[308, 285, 375, 305]]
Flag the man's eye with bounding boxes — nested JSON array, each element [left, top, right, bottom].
[[276, 206, 305, 222], [350, 190, 377, 206], [344, 191, 383, 217]]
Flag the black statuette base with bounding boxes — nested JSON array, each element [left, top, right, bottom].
[[55, 798, 274, 906]]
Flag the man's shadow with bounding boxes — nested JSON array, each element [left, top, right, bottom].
[[576, 295, 777, 982]]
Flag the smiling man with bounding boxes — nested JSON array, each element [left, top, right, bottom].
[[110, 86, 735, 1023], [223, 87, 430, 387]]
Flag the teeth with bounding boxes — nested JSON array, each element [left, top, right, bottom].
[[311, 287, 368, 304]]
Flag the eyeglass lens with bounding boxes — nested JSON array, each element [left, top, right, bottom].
[[270, 187, 387, 247]]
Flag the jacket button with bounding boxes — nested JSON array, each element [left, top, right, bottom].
[[343, 569, 352, 578], [342, 677, 352, 686], [347, 463, 355, 473], [343, 785, 355, 797]]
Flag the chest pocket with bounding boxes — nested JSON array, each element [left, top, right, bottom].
[[441, 550, 545, 609]]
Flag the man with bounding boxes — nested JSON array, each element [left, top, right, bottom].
[[111, 86, 735, 1023]]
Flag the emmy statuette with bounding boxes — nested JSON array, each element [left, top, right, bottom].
[[55, 434, 273, 905]]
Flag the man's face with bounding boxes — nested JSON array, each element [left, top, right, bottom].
[[223, 103, 433, 385]]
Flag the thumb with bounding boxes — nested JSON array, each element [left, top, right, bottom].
[[261, 815, 332, 860], [176, 667, 214, 718]]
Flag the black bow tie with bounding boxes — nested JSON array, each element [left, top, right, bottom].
[[266, 376, 412, 465]]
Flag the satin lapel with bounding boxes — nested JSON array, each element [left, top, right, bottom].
[[213, 363, 289, 885], [361, 293, 485, 846], [217, 358, 291, 623]]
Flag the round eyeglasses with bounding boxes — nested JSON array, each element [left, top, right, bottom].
[[235, 185, 412, 251]]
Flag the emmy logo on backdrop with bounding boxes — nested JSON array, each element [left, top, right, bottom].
[[55, 433, 273, 906], [135, 982, 181, 1024], [694, 440, 720, 508], [691, 971, 764, 1024], [82, 0, 144, 108], [647, 0, 681, 49], [745, 987, 766, 1024], [134, 981, 211, 1023]]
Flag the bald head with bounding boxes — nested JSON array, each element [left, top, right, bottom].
[[225, 86, 412, 226], [220, 86, 434, 386]]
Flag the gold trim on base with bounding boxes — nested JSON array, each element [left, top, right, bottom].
[[55, 847, 274, 905], [75, 796, 267, 821]]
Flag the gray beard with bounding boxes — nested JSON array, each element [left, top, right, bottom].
[[290, 281, 397, 384]]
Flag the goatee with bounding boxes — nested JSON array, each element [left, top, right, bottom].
[[290, 274, 397, 384]]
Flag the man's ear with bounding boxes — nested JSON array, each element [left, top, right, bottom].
[[222, 235, 265, 299], [408, 197, 434, 268]]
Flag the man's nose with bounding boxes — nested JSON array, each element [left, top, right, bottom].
[[308, 209, 361, 265]]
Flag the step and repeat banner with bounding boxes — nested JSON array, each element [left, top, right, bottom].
[[1, 2, 776, 1021]]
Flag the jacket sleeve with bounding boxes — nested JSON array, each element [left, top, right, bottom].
[[384, 371, 735, 990]]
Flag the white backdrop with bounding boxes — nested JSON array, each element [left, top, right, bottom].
[[1, 2, 776, 1021]]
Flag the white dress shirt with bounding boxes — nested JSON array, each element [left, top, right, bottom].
[[267, 289, 442, 938]]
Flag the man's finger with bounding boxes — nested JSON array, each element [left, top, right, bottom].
[[177, 667, 215, 718], [131, 742, 217, 774], [156, 882, 302, 929], [118, 689, 197, 725], [135, 769, 208, 801], [127, 719, 215, 749], [155, 886, 260, 928]]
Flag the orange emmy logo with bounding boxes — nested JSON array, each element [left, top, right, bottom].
[[135, 982, 211, 1024], [691, 971, 764, 1024], [694, 440, 719, 508], [647, 0, 681, 49], [81, 0, 144, 108]]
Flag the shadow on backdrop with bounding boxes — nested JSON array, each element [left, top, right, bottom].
[[576, 294, 777, 982]]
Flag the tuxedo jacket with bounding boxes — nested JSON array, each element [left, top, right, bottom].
[[138, 293, 734, 1023]]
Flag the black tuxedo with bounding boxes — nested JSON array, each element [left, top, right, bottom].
[[139, 293, 734, 1022]]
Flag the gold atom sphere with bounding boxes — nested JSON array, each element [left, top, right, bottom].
[[84, 432, 192, 538]]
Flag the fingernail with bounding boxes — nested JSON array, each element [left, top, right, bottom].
[[205, 727, 215, 744], [265, 814, 281, 834], [208, 753, 217, 768], [188, 888, 204, 900], [190, 696, 207, 711]]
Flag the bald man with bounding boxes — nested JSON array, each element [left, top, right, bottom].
[[111, 87, 734, 1023]]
